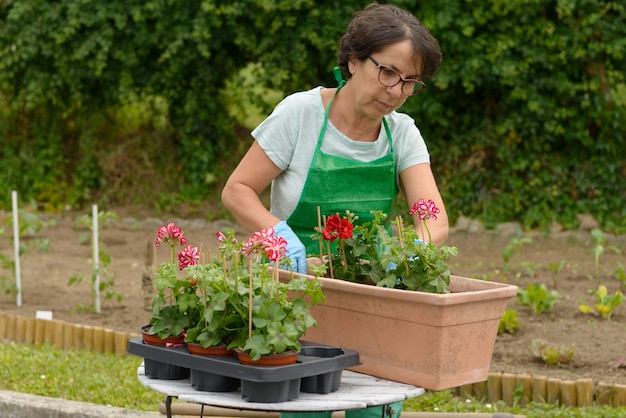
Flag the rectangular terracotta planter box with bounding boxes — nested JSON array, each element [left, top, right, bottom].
[[281, 272, 517, 391]]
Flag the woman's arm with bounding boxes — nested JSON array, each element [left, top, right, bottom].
[[399, 163, 449, 246], [221, 141, 283, 233]]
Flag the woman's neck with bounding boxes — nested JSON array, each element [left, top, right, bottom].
[[321, 87, 381, 142]]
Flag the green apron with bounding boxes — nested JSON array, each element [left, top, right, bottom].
[[286, 75, 399, 255]]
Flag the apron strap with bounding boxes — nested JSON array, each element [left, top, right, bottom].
[[333, 66, 346, 89], [315, 68, 344, 154], [320, 67, 393, 154]]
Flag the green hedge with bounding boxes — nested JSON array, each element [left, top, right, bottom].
[[0, 0, 624, 232], [404, 0, 626, 231]]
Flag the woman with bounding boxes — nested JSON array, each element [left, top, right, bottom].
[[223, 3, 447, 269], [223, 5, 446, 415]]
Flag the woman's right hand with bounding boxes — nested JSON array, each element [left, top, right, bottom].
[[273, 221, 307, 274]]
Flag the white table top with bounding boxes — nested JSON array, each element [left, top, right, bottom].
[[138, 363, 424, 412]]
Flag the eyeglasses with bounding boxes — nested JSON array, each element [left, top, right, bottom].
[[367, 56, 425, 96]]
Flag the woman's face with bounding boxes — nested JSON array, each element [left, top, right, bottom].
[[348, 40, 422, 119]]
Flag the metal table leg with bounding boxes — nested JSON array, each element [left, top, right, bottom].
[[164, 396, 172, 418]]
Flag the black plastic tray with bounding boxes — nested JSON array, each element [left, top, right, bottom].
[[128, 338, 360, 403]]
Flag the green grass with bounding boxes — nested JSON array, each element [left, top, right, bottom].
[[0, 341, 163, 411], [404, 388, 626, 418], [2, 340, 626, 417]]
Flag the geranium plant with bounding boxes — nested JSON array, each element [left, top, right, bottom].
[[144, 223, 325, 361], [181, 231, 247, 349], [146, 222, 201, 339], [314, 199, 458, 294], [227, 227, 325, 360]]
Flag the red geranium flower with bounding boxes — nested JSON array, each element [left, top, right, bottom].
[[409, 199, 440, 243], [178, 245, 199, 270], [156, 222, 187, 248], [409, 199, 440, 221], [338, 218, 354, 240], [262, 234, 288, 262], [242, 227, 275, 256], [323, 214, 354, 242]]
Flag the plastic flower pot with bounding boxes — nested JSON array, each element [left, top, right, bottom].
[[235, 350, 300, 367], [140, 325, 185, 347]]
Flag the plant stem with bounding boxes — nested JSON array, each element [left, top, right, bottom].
[[317, 206, 324, 266], [326, 240, 334, 279], [248, 260, 252, 339], [397, 216, 410, 277], [270, 264, 275, 298], [202, 286, 207, 328], [422, 220, 432, 243], [153, 245, 157, 271]]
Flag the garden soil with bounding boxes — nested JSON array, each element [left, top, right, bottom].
[[1, 208, 625, 389]]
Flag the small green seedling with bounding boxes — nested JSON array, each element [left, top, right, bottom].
[[546, 259, 567, 290], [579, 285, 624, 320], [517, 283, 559, 314], [68, 210, 123, 311], [472, 269, 503, 282], [0, 208, 54, 298], [590, 228, 622, 278], [615, 263, 625, 288], [498, 309, 520, 334], [610, 358, 626, 369], [502, 235, 533, 275], [530, 338, 575, 365], [519, 261, 537, 278]]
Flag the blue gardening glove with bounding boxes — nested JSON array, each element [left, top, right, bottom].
[[274, 221, 307, 274], [386, 260, 398, 273], [386, 239, 425, 272]]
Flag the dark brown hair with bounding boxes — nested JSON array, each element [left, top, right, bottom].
[[337, 3, 442, 80]]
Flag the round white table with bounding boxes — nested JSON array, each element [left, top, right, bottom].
[[138, 363, 424, 417]]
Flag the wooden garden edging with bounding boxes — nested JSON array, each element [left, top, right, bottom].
[[452, 371, 626, 408], [1, 311, 625, 408], [0, 312, 138, 357]]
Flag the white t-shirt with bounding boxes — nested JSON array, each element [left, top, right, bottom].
[[253, 86, 431, 220]]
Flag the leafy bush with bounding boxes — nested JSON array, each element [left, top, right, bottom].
[[404, 0, 626, 232], [1, 1, 624, 232]]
